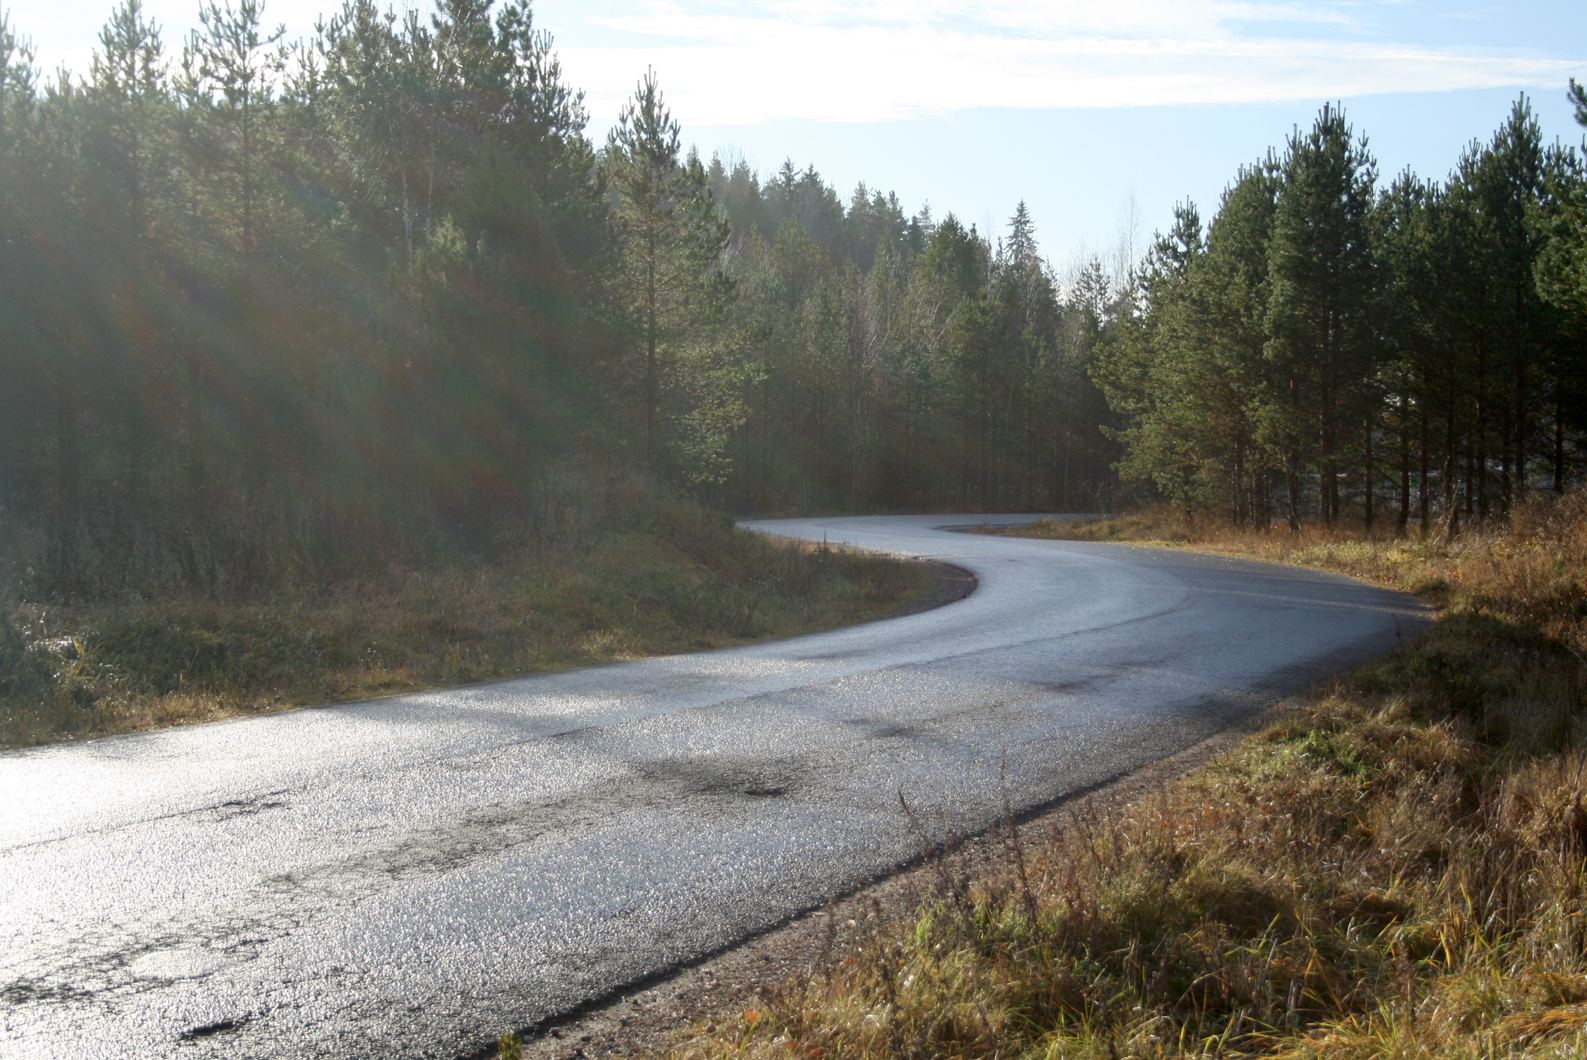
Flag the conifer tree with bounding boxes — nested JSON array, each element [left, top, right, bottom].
[[87, 0, 170, 503], [1374, 169, 1440, 532], [1264, 104, 1379, 528], [0, 8, 37, 512], [1462, 97, 1550, 512], [181, 0, 285, 261], [604, 69, 728, 469]]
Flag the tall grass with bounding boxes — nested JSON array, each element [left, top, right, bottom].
[[638, 493, 1587, 1059], [0, 494, 930, 747]]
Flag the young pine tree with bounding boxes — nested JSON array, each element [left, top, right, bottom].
[[603, 69, 729, 469]]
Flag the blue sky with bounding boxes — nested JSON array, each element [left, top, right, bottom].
[[10, 0, 1586, 274]]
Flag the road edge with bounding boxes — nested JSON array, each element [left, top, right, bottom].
[[484, 711, 1278, 1060]]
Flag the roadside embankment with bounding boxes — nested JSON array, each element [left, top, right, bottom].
[[0, 500, 936, 748]]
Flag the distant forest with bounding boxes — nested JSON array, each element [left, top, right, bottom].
[[2, 0, 1587, 598]]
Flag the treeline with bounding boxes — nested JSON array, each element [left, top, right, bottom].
[[1101, 99, 1587, 532], [11, 0, 1576, 607], [700, 164, 1118, 515], [0, 0, 610, 596], [0, 0, 1123, 600]]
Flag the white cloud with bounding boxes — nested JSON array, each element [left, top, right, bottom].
[[18, 0, 1580, 129], [562, 19, 1582, 126], [604, 0, 1360, 40]]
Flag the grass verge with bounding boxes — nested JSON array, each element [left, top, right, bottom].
[[0, 500, 933, 748], [594, 496, 1587, 1060]]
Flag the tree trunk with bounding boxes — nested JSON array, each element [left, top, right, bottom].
[[1287, 452, 1302, 535], [188, 350, 208, 495], [1475, 345, 1488, 521], [1397, 394, 1410, 536], [1232, 437, 1246, 530], [1444, 370, 1459, 539], [1363, 416, 1374, 532], [1514, 334, 1528, 502], [241, 92, 253, 260], [402, 169, 414, 276], [1418, 395, 1429, 536], [1320, 392, 1336, 528], [55, 381, 80, 523], [645, 231, 658, 469], [1460, 444, 1472, 520], [125, 388, 145, 505], [1556, 389, 1566, 494]]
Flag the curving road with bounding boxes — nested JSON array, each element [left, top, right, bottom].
[[0, 515, 1427, 1059]]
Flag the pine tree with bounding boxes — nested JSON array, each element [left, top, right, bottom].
[[1463, 97, 1549, 512], [1194, 165, 1281, 526], [181, 0, 286, 261], [604, 69, 729, 469], [1374, 169, 1440, 533], [1264, 104, 1379, 528], [87, 0, 171, 502], [1534, 118, 1587, 490], [0, 8, 37, 512]]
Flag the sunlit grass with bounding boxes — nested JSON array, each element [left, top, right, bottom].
[[0, 502, 931, 747], [615, 493, 1587, 1060]]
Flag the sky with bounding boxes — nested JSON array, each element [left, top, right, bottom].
[[9, 0, 1587, 275]]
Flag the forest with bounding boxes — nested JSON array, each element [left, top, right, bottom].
[[1106, 100, 1587, 535], [2, 0, 1587, 603], [0, 0, 1122, 602]]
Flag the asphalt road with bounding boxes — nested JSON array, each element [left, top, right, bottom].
[[0, 515, 1428, 1059]]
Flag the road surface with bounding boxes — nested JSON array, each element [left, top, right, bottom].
[[0, 515, 1427, 1058]]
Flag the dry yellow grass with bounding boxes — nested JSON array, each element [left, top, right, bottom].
[[605, 494, 1587, 1060], [0, 502, 932, 747]]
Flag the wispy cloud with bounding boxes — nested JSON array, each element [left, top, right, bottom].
[[18, 0, 1579, 127], [610, 0, 1361, 40], [554, 0, 1580, 125]]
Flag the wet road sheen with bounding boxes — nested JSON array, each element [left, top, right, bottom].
[[0, 515, 1428, 1058]]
